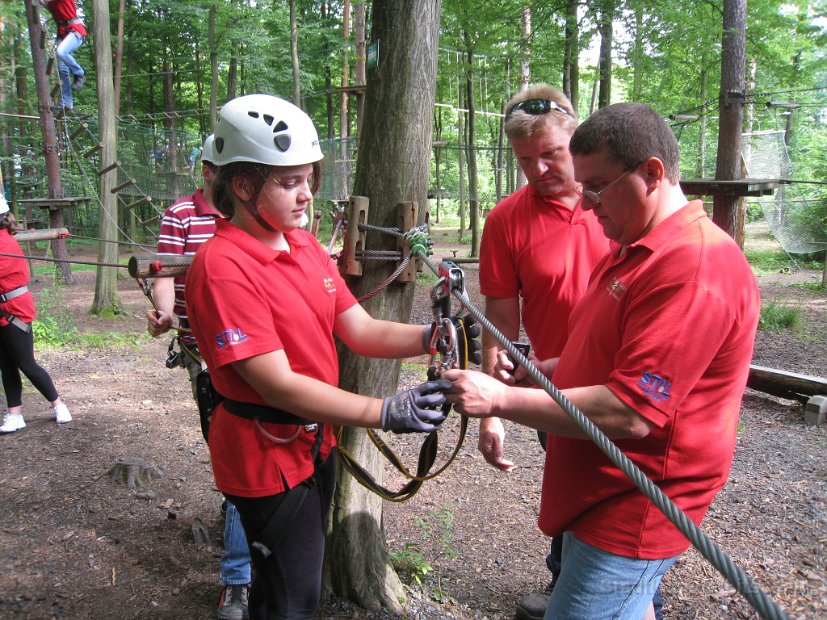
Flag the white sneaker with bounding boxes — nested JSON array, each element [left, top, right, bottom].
[[53, 403, 72, 424], [0, 412, 26, 433]]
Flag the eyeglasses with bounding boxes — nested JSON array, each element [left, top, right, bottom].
[[580, 163, 643, 205], [506, 98, 572, 119]]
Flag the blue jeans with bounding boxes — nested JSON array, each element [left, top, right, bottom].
[[221, 500, 252, 585], [55, 32, 84, 109], [545, 532, 678, 620]]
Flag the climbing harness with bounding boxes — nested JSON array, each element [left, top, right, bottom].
[[336, 260, 472, 503]]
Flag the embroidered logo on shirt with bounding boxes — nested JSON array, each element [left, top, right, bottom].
[[323, 277, 336, 293], [637, 371, 672, 402], [607, 278, 627, 300], [215, 328, 249, 349]]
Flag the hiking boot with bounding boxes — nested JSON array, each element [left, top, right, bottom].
[[217, 584, 249, 620], [0, 413, 26, 433], [71, 74, 86, 91], [53, 403, 72, 424], [515, 580, 555, 620]]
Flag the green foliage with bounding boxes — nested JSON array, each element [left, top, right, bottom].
[[389, 543, 433, 586], [759, 300, 801, 332], [390, 505, 460, 598], [745, 248, 799, 275]]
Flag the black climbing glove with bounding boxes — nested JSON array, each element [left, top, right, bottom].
[[380, 379, 452, 434], [422, 314, 482, 367]]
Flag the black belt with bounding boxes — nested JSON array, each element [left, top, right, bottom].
[[223, 398, 314, 426]]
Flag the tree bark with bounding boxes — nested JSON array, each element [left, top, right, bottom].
[[113, 0, 125, 115], [712, 0, 747, 240], [597, 1, 613, 109], [323, 0, 441, 611], [563, 0, 579, 110], [208, 2, 218, 130], [290, 0, 301, 105], [24, 0, 72, 284], [90, 0, 122, 313], [463, 31, 479, 256]]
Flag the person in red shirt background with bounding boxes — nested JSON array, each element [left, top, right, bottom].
[[444, 102, 760, 619], [38, 0, 87, 112], [0, 194, 71, 433], [477, 84, 610, 620]]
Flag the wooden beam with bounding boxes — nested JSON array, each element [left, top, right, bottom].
[[747, 364, 827, 403]]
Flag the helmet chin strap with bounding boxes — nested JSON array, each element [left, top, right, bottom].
[[240, 174, 279, 233], [241, 199, 279, 233]]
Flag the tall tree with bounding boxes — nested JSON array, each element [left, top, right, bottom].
[[324, 0, 441, 611], [596, 0, 613, 108], [712, 0, 747, 241], [462, 30, 480, 255], [90, 0, 122, 314], [24, 0, 72, 284], [562, 0, 579, 110]]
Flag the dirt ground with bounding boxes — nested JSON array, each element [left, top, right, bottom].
[[0, 224, 824, 620]]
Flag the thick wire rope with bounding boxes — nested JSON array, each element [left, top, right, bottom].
[[411, 249, 788, 620]]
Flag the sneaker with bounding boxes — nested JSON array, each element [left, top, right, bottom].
[[53, 403, 72, 424], [515, 580, 555, 620], [0, 413, 26, 433], [217, 584, 249, 620], [71, 74, 86, 91]]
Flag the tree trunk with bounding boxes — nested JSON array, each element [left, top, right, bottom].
[[597, 1, 613, 109], [113, 0, 125, 115], [290, 0, 301, 105], [354, 0, 366, 132], [208, 2, 218, 130], [323, 0, 441, 611], [163, 62, 180, 198], [90, 0, 122, 313], [24, 0, 72, 284], [699, 65, 708, 177], [340, 0, 350, 199], [463, 31, 479, 256], [712, 0, 747, 240], [563, 0, 579, 110], [457, 85, 466, 237]]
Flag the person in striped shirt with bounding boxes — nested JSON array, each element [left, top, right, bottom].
[[146, 135, 252, 620]]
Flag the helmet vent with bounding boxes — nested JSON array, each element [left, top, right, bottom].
[[274, 134, 291, 152], [215, 137, 224, 153], [263, 115, 275, 126], [247, 111, 259, 119]]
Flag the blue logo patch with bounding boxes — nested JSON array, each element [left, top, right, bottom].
[[215, 327, 249, 349], [637, 371, 672, 402]]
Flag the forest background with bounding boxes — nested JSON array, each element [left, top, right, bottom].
[[0, 0, 824, 260]]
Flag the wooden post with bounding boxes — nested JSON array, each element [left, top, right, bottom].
[[340, 195, 368, 276], [395, 201, 418, 282]]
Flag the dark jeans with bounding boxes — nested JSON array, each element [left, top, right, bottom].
[[226, 455, 336, 620], [0, 322, 58, 408]]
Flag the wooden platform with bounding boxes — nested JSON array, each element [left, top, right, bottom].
[[16, 197, 92, 211], [679, 179, 785, 197]]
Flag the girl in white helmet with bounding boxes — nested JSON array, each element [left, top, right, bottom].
[[184, 94, 459, 619]]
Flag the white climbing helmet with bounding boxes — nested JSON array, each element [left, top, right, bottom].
[[213, 94, 323, 167], [200, 134, 216, 164], [0, 194, 8, 215]]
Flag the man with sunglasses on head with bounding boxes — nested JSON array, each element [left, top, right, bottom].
[[477, 84, 609, 620], [445, 102, 760, 619]]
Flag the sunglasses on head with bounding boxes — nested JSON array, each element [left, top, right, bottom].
[[506, 98, 572, 118]]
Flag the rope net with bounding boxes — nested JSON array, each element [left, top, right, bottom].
[[741, 130, 825, 255]]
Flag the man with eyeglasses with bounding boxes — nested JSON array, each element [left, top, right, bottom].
[[444, 102, 760, 619], [477, 84, 609, 620]]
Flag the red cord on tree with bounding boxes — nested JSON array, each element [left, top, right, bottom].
[[150, 260, 162, 274]]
